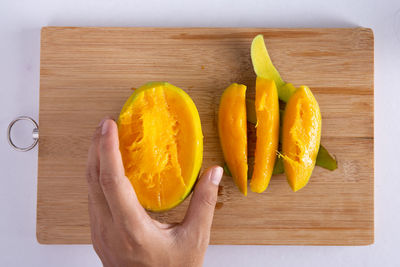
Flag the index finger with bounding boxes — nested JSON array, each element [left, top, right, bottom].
[[86, 121, 112, 221], [98, 119, 150, 226]]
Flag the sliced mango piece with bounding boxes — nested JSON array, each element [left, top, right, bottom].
[[281, 86, 322, 192], [118, 82, 203, 211], [218, 83, 248, 195], [250, 78, 280, 193]]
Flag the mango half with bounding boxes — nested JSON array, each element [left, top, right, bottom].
[[118, 82, 203, 211], [281, 86, 322, 192]]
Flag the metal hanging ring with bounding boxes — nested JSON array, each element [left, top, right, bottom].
[[7, 116, 39, 152]]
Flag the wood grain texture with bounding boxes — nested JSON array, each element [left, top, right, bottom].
[[37, 27, 374, 245]]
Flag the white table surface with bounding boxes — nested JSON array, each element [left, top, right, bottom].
[[1, 0, 399, 266]]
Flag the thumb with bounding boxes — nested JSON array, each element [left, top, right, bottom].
[[182, 166, 223, 240]]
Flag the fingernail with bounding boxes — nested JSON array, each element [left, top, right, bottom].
[[98, 117, 107, 127], [210, 166, 223, 185], [102, 120, 110, 135]]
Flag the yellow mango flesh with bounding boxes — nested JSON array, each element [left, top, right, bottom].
[[218, 83, 248, 195], [281, 86, 321, 192], [118, 82, 203, 211], [250, 78, 280, 193]]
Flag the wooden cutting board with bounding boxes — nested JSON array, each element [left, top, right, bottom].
[[37, 27, 374, 245]]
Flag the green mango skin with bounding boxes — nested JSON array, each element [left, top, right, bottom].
[[316, 145, 338, 171], [251, 35, 297, 102], [272, 157, 285, 175], [223, 163, 233, 177]]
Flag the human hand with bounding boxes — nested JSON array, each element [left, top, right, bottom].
[[86, 118, 223, 267]]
